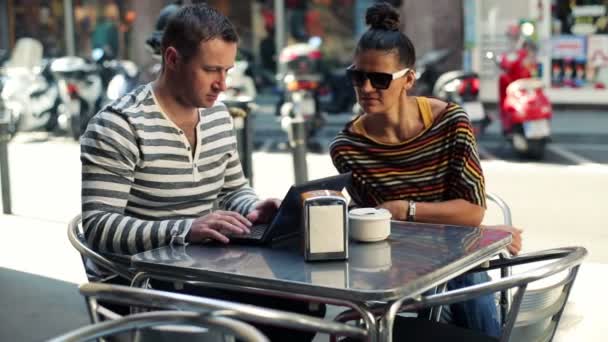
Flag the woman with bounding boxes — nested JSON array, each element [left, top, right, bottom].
[[330, 2, 522, 337]]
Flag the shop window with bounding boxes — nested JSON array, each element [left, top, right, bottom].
[[551, 0, 608, 88]]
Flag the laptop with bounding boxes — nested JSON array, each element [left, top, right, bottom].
[[228, 172, 351, 245]]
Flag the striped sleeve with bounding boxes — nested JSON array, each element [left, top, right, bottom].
[[445, 115, 486, 208], [216, 118, 260, 215], [81, 110, 194, 255]]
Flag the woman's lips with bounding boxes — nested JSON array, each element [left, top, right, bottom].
[[360, 98, 379, 103]]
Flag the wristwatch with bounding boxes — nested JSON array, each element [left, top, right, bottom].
[[408, 200, 416, 221]]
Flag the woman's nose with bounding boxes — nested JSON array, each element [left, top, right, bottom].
[[360, 78, 375, 92]]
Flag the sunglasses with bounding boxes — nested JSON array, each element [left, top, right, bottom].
[[346, 65, 411, 90]]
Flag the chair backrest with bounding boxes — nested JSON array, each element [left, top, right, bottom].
[[48, 310, 269, 342], [486, 192, 512, 226], [383, 246, 587, 342], [78, 282, 368, 341], [67, 214, 134, 282], [485, 192, 514, 322]]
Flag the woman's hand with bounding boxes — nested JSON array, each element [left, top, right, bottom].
[[483, 224, 523, 255], [376, 200, 408, 221]]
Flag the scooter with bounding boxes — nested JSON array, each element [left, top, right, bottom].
[[318, 66, 357, 115], [0, 38, 62, 139], [412, 48, 452, 96], [276, 39, 326, 139], [50, 56, 104, 140], [433, 71, 490, 137], [487, 47, 552, 159], [91, 48, 139, 105]]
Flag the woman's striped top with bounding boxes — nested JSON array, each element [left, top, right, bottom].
[[329, 97, 486, 209], [81, 84, 259, 255]]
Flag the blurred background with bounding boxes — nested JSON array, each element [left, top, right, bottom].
[[0, 0, 607, 341]]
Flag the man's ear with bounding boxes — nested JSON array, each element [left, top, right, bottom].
[[163, 47, 180, 71]]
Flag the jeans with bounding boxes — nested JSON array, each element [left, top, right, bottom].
[[446, 271, 501, 337]]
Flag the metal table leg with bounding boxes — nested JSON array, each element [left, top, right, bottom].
[[130, 272, 377, 341]]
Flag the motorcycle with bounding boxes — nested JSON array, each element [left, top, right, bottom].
[[433, 70, 490, 137], [50, 56, 104, 140], [276, 38, 326, 139], [487, 45, 552, 159], [91, 48, 139, 105], [318, 65, 357, 115], [412, 48, 453, 96], [0, 38, 62, 139]]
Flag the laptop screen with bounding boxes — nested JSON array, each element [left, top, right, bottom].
[[265, 173, 351, 242]]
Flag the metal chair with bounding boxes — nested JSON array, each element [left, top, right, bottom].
[[486, 192, 512, 226], [376, 246, 587, 342], [67, 214, 135, 283], [48, 310, 269, 342], [426, 192, 514, 323], [75, 282, 368, 341], [68, 214, 136, 324], [485, 192, 514, 324], [333, 192, 516, 336], [392, 192, 515, 324]]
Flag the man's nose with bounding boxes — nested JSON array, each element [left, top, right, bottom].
[[215, 72, 228, 92]]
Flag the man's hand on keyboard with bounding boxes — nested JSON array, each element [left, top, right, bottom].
[[187, 211, 252, 244], [247, 198, 281, 224]]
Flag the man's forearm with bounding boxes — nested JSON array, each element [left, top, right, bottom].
[[82, 210, 194, 255], [217, 185, 260, 215]]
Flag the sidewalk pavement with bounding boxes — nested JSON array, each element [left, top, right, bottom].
[[1, 140, 606, 341]]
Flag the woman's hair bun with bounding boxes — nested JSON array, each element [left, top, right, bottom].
[[365, 2, 400, 31]]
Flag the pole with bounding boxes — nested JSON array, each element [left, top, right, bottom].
[[274, 0, 286, 77], [0, 120, 12, 214], [287, 118, 308, 185], [64, 0, 76, 56], [0, 0, 9, 51]]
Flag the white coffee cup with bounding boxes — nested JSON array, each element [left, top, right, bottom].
[[348, 208, 392, 242]]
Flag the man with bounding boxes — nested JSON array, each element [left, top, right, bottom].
[[82, 4, 279, 255], [81, 5, 324, 340]]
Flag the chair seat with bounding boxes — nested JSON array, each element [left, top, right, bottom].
[[391, 316, 499, 342]]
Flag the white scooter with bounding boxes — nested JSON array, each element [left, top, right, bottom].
[[51, 56, 103, 140], [0, 38, 62, 139]]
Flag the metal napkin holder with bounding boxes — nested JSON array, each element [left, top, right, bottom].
[[301, 190, 348, 261]]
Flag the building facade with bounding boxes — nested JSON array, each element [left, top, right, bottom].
[[0, 0, 466, 84]]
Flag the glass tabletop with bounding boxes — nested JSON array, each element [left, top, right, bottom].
[[132, 221, 511, 302]]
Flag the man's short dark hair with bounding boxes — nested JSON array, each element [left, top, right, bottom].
[[161, 4, 239, 63]]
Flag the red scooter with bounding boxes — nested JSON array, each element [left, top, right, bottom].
[[490, 46, 552, 159]]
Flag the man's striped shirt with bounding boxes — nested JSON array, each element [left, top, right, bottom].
[[329, 100, 486, 209], [81, 84, 259, 255]]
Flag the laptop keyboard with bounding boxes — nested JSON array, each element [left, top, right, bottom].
[[227, 224, 268, 240]]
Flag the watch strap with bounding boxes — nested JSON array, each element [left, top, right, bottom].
[[408, 200, 416, 221]]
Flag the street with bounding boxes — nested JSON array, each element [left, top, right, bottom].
[[1, 101, 607, 341], [252, 94, 608, 166]]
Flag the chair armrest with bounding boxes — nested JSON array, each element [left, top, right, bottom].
[[48, 310, 269, 342], [67, 214, 134, 281], [79, 282, 368, 340]]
